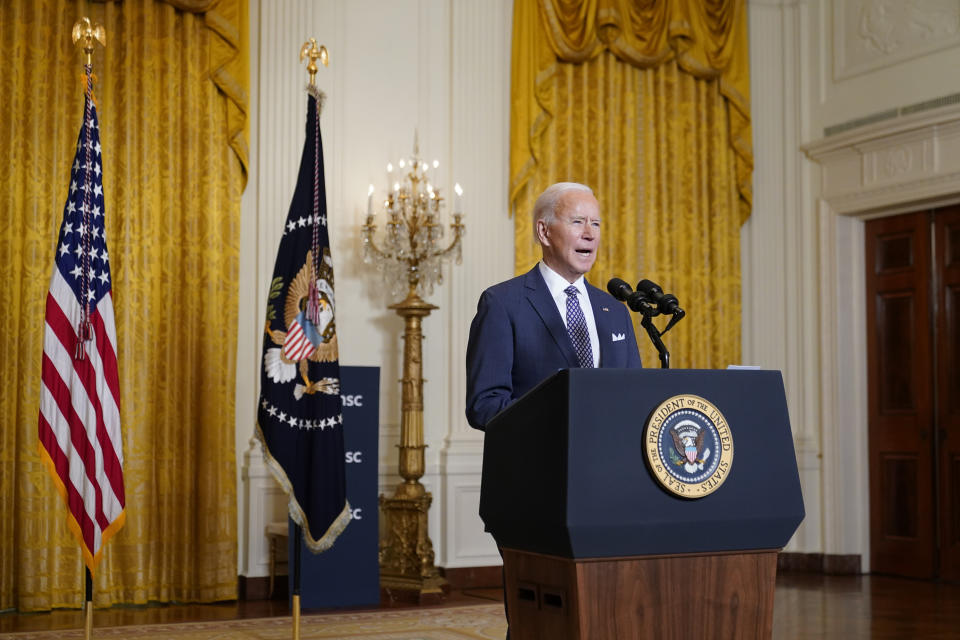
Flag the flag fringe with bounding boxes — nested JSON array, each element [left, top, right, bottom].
[[253, 423, 351, 553], [36, 441, 127, 575]]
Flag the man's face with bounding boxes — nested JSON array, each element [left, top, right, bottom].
[[537, 190, 601, 282]]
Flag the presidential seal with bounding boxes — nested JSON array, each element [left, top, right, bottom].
[[644, 394, 733, 498]]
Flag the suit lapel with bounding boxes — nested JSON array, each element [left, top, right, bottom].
[[524, 267, 580, 368], [586, 281, 612, 367]]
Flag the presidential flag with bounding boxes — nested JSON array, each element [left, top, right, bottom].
[[255, 86, 349, 551], [38, 69, 125, 573]]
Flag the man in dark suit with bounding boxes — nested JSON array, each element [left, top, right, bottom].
[[465, 182, 642, 639], [465, 181, 642, 430]]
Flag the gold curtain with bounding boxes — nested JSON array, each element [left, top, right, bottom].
[[511, 0, 750, 368], [0, 0, 247, 610]]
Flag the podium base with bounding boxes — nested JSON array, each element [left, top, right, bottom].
[[502, 548, 777, 640]]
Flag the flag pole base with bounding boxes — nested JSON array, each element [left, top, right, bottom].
[[84, 600, 93, 639], [292, 593, 301, 640], [84, 567, 94, 640]]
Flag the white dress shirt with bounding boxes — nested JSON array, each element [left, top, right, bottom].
[[538, 261, 600, 367]]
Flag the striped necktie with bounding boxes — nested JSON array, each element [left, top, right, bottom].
[[564, 285, 594, 368]]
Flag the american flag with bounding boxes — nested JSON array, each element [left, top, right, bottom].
[[37, 76, 126, 573], [283, 311, 320, 362]]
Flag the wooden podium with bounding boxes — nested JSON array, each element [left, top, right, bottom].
[[479, 369, 805, 640]]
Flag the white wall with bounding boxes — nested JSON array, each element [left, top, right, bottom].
[[744, 0, 821, 554], [237, 0, 512, 577]]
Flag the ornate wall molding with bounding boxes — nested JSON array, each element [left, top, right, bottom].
[[834, 0, 960, 80], [240, 438, 291, 577], [804, 102, 960, 214]]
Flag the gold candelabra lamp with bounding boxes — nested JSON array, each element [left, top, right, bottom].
[[361, 138, 464, 298], [361, 135, 464, 601]]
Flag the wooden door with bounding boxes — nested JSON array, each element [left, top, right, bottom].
[[865, 211, 935, 578], [935, 207, 960, 582]]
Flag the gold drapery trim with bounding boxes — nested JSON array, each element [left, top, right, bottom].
[[161, 0, 249, 181], [511, 0, 752, 222], [1, 0, 245, 610]]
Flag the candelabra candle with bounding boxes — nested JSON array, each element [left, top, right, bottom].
[[361, 136, 465, 300]]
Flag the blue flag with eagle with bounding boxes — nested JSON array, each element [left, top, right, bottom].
[[255, 86, 349, 551]]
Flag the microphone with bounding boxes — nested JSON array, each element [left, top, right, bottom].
[[607, 277, 634, 301], [607, 278, 651, 314], [636, 279, 683, 315]]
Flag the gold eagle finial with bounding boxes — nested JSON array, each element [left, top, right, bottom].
[[299, 39, 329, 86], [72, 17, 106, 66]]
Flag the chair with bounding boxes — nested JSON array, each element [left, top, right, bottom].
[[265, 521, 288, 597]]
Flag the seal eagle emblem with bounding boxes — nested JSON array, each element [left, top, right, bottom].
[[644, 394, 734, 498], [263, 247, 340, 399], [670, 420, 709, 471]]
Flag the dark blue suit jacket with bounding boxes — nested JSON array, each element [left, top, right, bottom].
[[465, 266, 642, 429]]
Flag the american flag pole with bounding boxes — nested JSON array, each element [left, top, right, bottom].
[[75, 64, 97, 361], [84, 568, 93, 639], [293, 523, 302, 640], [37, 19, 122, 638], [74, 23, 103, 640]]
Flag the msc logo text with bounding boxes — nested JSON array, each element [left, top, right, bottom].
[[341, 394, 363, 407]]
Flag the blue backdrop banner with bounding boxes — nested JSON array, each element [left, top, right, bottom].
[[290, 365, 380, 608]]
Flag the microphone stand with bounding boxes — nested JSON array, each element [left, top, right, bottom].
[[638, 307, 670, 369], [607, 278, 684, 369], [635, 302, 685, 369]]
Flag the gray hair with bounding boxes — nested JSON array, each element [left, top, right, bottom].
[[532, 182, 594, 238]]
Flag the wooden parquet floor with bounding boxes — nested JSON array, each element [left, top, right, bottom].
[[772, 573, 960, 639], [1, 573, 958, 638]]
